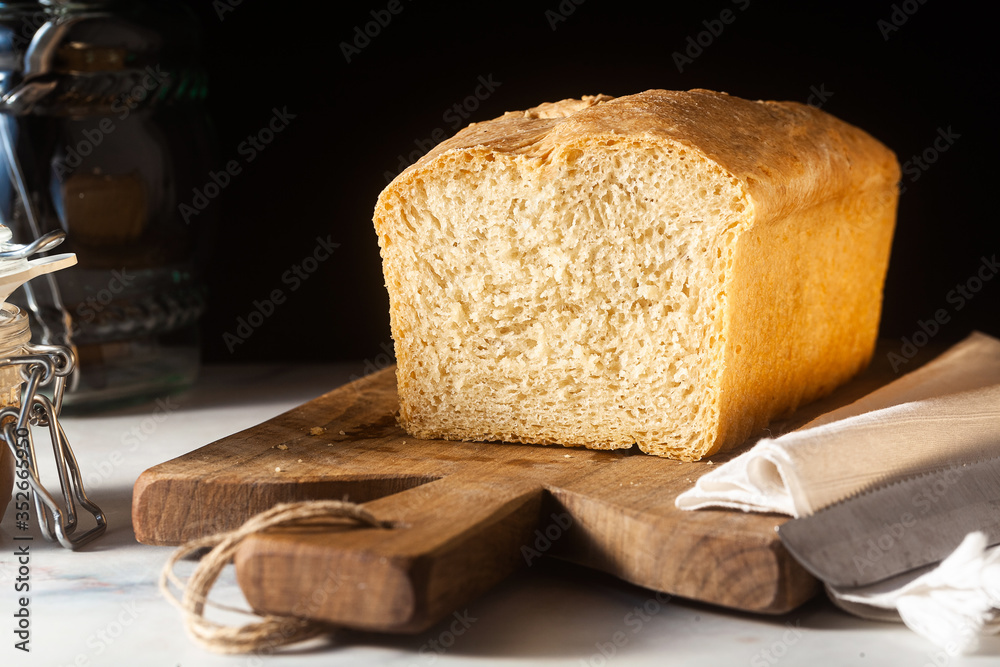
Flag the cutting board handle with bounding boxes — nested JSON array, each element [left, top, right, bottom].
[[234, 471, 545, 633]]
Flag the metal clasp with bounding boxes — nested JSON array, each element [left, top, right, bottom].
[[1, 343, 106, 549]]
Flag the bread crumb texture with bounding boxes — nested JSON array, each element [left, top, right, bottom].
[[373, 89, 899, 461]]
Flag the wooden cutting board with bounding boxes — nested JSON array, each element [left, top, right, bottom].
[[133, 359, 908, 633]]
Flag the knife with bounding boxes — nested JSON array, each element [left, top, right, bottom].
[[777, 456, 1000, 589]]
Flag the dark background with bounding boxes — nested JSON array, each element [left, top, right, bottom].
[[178, 0, 997, 364]]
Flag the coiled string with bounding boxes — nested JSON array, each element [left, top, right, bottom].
[[159, 500, 391, 654]]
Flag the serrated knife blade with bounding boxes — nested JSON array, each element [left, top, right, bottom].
[[777, 457, 1000, 588]]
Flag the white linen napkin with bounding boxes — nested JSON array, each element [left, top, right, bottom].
[[675, 331, 1000, 654]]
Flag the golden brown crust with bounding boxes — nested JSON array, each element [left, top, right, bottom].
[[712, 189, 898, 457], [393, 89, 899, 227]]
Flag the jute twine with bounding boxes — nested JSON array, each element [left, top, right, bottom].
[[159, 500, 392, 654]]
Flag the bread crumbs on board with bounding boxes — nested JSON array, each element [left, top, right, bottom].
[[309, 427, 327, 436]]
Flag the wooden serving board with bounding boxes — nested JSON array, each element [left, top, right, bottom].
[[133, 360, 908, 634]]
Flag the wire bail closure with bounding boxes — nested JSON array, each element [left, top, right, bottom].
[[1, 343, 106, 549]]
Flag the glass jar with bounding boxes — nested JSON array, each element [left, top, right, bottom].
[[0, 302, 30, 520], [0, 302, 29, 403], [0, 0, 214, 410]]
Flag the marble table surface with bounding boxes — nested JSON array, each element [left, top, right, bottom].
[[1, 363, 996, 666]]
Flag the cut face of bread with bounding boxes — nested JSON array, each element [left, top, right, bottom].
[[374, 89, 900, 460]]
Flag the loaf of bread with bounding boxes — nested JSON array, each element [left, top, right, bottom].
[[373, 89, 899, 461]]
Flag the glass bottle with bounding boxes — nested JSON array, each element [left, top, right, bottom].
[[0, 0, 213, 409]]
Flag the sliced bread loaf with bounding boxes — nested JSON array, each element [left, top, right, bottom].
[[373, 89, 900, 460]]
